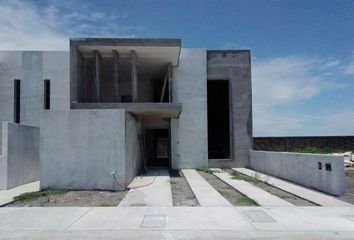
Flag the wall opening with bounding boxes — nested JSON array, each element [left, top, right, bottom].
[[14, 79, 20, 123], [145, 129, 170, 168], [207, 80, 230, 159], [44, 79, 50, 109]]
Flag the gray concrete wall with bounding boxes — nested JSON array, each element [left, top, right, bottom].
[[250, 150, 345, 196], [125, 113, 142, 185], [40, 109, 126, 190], [207, 50, 253, 168], [0, 51, 70, 154], [171, 48, 208, 169], [0, 122, 39, 189]]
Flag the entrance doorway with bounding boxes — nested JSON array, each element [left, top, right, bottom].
[[145, 129, 170, 168], [207, 80, 231, 159]]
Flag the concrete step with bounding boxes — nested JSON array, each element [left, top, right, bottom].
[[234, 168, 352, 207], [213, 172, 294, 207], [181, 169, 232, 207]]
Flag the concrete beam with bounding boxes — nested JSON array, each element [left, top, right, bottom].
[[130, 50, 137, 102], [113, 50, 120, 102], [94, 50, 102, 102]]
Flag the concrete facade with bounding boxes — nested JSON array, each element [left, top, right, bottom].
[[0, 38, 254, 190], [171, 49, 208, 169], [250, 150, 345, 196], [0, 122, 39, 189], [207, 51, 253, 168]]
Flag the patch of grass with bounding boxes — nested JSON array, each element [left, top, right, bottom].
[[196, 167, 217, 174], [237, 195, 258, 206], [99, 203, 115, 207], [13, 190, 67, 202], [230, 170, 260, 184], [291, 146, 354, 154]]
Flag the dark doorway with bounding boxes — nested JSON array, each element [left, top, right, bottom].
[[207, 80, 230, 159], [145, 129, 170, 168]]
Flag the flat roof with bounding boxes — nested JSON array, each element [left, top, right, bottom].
[[71, 38, 181, 66]]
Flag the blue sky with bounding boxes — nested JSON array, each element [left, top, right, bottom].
[[0, 0, 353, 136]]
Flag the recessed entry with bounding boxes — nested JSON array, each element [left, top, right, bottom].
[[243, 210, 276, 223], [141, 215, 166, 228]]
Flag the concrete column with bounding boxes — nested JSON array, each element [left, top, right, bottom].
[[113, 50, 120, 102], [130, 50, 137, 102], [168, 62, 172, 102], [94, 50, 101, 102]]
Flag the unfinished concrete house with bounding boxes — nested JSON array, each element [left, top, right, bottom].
[[0, 38, 252, 190]]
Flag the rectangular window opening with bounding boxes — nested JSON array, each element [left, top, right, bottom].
[[14, 79, 20, 123], [207, 80, 230, 159], [44, 79, 50, 109]]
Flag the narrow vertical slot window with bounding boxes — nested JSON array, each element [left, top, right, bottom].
[[44, 79, 50, 109], [14, 79, 20, 123]]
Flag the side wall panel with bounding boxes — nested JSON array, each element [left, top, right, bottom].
[[171, 49, 208, 169], [40, 109, 126, 190], [0, 122, 39, 189]]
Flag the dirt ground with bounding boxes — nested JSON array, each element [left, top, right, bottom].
[[336, 169, 354, 204], [198, 171, 258, 206], [6, 190, 127, 207], [170, 170, 199, 206]]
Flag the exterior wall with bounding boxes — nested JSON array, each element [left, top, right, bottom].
[[125, 113, 143, 185], [0, 52, 22, 154], [250, 150, 345, 196], [171, 48, 208, 169], [254, 136, 354, 152], [0, 51, 70, 154], [0, 122, 39, 189], [207, 50, 253, 168], [40, 109, 127, 190]]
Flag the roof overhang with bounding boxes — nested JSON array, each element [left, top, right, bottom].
[[71, 38, 181, 66]]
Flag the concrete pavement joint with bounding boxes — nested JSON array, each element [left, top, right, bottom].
[[65, 207, 93, 231]]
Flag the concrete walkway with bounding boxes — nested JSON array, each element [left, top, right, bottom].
[[214, 172, 294, 207], [234, 168, 352, 207], [119, 170, 173, 207], [182, 169, 232, 207], [1, 206, 354, 239], [0, 181, 39, 206]]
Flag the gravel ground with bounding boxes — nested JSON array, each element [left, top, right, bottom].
[[170, 170, 199, 206], [336, 169, 354, 204], [198, 171, 258, 206], [6, 190, 127, 207]]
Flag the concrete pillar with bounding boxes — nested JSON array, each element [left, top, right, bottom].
[[113, 50, 120, 102], [94, 50, 101, 102], [130, 50, 137, 102]]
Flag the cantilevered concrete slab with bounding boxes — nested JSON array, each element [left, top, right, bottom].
[[118, 170, 173, 207], [72, 102, 182, 118], [235, 168, 352, 207], [213, 172, 294, 207], [181, 169, 232, 207]]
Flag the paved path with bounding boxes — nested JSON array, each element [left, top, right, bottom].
[[119, 170, 173, 207], [0, 181, 39, 206], [182, 169, 232, 207], [1, 206, 354, 239], [214, 172, 294, 207], [234, 168, 352, 207]]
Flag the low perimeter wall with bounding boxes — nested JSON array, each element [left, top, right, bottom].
[[0, 122, 39, 189], [250, 150, 345, 196]]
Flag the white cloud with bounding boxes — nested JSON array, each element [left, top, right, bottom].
[[343, 61, 354, 75], [0, 0, 144, 50], [252, 56, 352, 136]]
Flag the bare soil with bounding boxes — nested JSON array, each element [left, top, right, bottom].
[[198, 171, 258, 206], [336, 169, 354, 204], [170, 170, 199, 206], [6, 190, 127, 207]]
